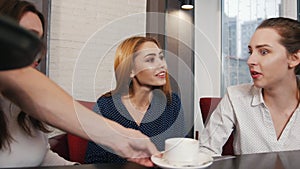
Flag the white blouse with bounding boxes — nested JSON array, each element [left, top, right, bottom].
[[0, 94, 75, 167], [199, 84, 300, 155]]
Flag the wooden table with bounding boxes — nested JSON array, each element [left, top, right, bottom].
[[4, 150, 300, 169]]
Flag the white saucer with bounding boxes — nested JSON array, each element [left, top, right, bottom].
[[151, 152, 213, 169]]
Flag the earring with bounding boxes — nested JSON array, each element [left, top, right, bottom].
[[130, 71, 135, 78]]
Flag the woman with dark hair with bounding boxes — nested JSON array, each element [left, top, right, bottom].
[[0, 0, 76, 167], [0, 0, 45, 67], [199, 17, 300, 156], [85, 36, 185, 164], [0, 1, 159, 167]]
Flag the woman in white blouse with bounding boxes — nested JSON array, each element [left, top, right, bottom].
[[199, 17, 300, 155]]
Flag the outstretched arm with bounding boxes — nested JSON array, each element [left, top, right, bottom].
[[0, 67, 158, 166]]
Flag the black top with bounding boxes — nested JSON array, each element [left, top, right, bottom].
[[85, 91, 185, 164]]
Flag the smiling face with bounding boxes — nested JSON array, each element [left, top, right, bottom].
[[247, 28, 295, 89], [131, 41, 167, 88]]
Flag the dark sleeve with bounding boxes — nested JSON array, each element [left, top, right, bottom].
[[84, 142, 126, 164], [84, 96, 127, 164], [92, 96, 106, 115], [171, 93, 185, 137]]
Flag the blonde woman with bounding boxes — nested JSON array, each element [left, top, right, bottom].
[[85, 36, 185, 164]]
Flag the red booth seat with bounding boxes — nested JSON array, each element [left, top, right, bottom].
[[199, 97, 234, 155], [50, 100, 95, 164]]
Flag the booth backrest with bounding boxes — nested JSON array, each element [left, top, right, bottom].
[[49, 133, 69, 160], [199, 97, 234, 155], [67, 133, 89, 164], [199, 97, 222, 124], [49, 100, 96, 163], [67, 100, 95, 164]]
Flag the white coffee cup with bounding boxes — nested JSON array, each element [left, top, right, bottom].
[[163, 138, 199, 166]]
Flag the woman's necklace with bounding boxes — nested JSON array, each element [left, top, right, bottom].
[[128, 98, 150, 125], [130, 99, 150, 114]]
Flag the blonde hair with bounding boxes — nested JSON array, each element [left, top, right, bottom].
[[105, 36, 172, 100]]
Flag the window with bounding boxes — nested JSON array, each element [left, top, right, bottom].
[[221, 0, 297, 94]]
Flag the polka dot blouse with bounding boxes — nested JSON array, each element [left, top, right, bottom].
[[85, 91, 185, 164]]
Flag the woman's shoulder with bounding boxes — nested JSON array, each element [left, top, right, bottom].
[[226, 83, 258, 98], [0, 94, 21, 117], [167, 92, 181, 108], [96, 92, 114, 103], [94, 94, 122, 115], [171, 92, 180, 101], [96, 92, 123, 108], [227, 83, 253, 92]]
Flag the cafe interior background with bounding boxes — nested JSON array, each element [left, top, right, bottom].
[[27, 0, 298, 138]]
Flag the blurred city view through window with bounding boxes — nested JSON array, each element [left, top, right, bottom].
[[221, 0, 297, 94]]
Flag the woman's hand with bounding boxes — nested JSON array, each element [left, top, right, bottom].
[[97, 125, 159, 167], [0, 67, 159, 166]]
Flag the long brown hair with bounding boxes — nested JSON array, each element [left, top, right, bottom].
[[0, 0, 45, 37], [104, 36, 172, 101], [0, 0, 49, 150]]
